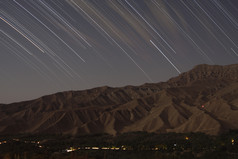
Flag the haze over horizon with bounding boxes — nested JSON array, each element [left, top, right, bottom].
[[1, 0, 238, 103]]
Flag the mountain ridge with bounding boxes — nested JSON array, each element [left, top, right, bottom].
[[0, 64, 238, 135]]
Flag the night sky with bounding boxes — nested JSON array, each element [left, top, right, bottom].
[[1, 0, 238, 103]]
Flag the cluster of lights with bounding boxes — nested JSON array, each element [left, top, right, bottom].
[[0, 141, 7, 145]]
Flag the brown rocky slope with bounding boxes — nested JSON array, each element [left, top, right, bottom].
[[0, 64, 238, 135]]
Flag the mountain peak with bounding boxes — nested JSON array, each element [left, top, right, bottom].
[[167, 64, 238, 87]]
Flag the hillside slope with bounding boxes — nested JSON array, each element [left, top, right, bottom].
[[0, 64, 238, 135]]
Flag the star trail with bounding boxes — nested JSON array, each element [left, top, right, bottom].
[[0, 0, 238, 103]]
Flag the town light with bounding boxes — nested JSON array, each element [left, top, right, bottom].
[[231, 139, 235, 145]]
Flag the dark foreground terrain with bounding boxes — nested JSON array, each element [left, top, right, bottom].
[[1, 131, 238, 159]]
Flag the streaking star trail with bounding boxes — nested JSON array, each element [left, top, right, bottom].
[[0, 15, 45, 53], [0, 0, 237, 103], [150, 40, 181, 74]]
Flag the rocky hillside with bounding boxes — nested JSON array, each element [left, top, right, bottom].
[[0, 64, 238, 135]]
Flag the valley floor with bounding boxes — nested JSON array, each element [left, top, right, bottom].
[[1, 131, 238, 159]]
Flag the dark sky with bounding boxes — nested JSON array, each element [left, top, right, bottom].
[[1, 0, 238, 103]]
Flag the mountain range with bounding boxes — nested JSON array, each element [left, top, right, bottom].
[[0, 64, 238, 135]]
